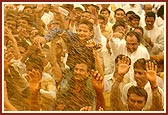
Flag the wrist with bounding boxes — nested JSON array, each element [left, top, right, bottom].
[[151, 86, 158, 90]]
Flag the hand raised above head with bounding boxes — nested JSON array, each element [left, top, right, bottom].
[[28, 69, 42, 93], [117, 55, 130, 75], [91, 69, 104, 93], [146, 60, 157, 88]]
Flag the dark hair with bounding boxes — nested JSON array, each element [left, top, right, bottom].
[[133, 58, 146, 70], [145, 11, 156, 20], [61, 4, 74, 12], [130, 13, 140, 21], [114, 8, 125, 15], [100, 8, 111, 14], [125, 31, 141, 43], [126, 11, 135, 16], [74, 7, 84, 12], [157, 5, 164, 17], [77, 19, 93, 31], [127, 86, 148, 102]]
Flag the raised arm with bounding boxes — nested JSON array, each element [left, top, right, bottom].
[[146, 60, 164, 111], [50, 39, 63, 87], [110, 55, 130, 111], [27, 69, 42, 111], [91, 70, 105, 110]]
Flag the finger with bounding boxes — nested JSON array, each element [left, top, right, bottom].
[[154, 64, 157, 72], [149, 61, 152, 70], [96, 73, 101, 81], [88, 106, 92, 111], [122, 56, 126, 64], [146, 62, 149, 71]]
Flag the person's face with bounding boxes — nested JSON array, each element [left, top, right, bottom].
[[98, 19, 106, 30], [73, 63, 90, 81], [100, 10, 110, 21], [5, 20, 17, 30], [81, 12, 91, 20], [115, 10, 125, 21], [134, 68, 147, 87], [145, 17, 155, 30], [127, 93, 146, 111], [131, 19, 140, 28], [126, 35, 139, 53], [77, 24, 93, 41]]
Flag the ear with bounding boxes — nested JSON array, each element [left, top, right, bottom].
[[86, 70, 90, 78], [90, 30, 94, 37], [126, 96, 129, 104]]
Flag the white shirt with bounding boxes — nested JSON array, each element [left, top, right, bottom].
[[110, 41, 150, 81], [143, 25, 164, 55], [122, 4, 142, 16]]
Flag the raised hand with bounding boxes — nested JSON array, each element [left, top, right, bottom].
[[27, 69, 42, 93], [117, 56, 130, 75], [91, 70, 104, 93], [146, 60, 157, 88]]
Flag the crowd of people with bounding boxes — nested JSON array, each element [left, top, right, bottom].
[[3, 3, 165, 112]]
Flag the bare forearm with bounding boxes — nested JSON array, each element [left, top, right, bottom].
[[149, 87, 163, 111], [110, 81, 125, 111], [96, 91, 105, 110], [93, 50, 104, 76], [50, 41, 63, 85], [29, 91, 40, 111]]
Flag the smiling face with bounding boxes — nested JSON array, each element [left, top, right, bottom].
[[77, 24, 93, 42], [73, 63, 90, 82], [115, 10, 125, 21]]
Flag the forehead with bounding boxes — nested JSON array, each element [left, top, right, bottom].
[[128, 93, 146, 101], [101, 10, 109, 14], [78, 24, 90, 29], [134, 68, 146, 73], [126, 35, 138, 42], [116, 10, 125, 15], [145, 16, 155, 21], [75, 63, 88, 69]]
